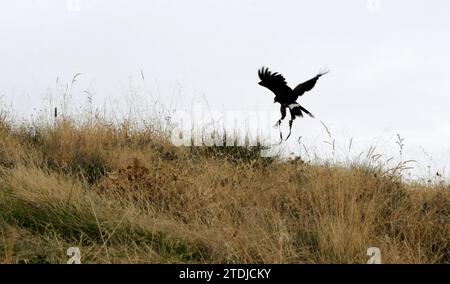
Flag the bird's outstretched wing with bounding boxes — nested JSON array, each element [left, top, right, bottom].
[[292, 70, 329, 99], [258, 67, 292, 98]]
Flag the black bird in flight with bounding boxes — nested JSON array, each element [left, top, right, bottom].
[[258, 67, 329, 140]]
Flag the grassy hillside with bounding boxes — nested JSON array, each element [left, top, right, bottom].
[[0, 116, 448, 264]]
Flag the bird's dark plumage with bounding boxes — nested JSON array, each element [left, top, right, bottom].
[[258, 67, 328, 140]]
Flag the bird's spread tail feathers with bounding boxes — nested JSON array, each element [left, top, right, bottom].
[[288, 103, 315, 119]]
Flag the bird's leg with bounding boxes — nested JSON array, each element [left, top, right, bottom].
[[273, 106, 287, 129], [283, 119, 294, 141], [273, 118, 282, 129]]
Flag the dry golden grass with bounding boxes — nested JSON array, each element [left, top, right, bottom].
[[0, 116, 448, 264]]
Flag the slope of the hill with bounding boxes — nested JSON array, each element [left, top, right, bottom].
[[0, 118, 448, 263]]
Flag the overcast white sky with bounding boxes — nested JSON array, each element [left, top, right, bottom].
[[1, 0, 450, 180]]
